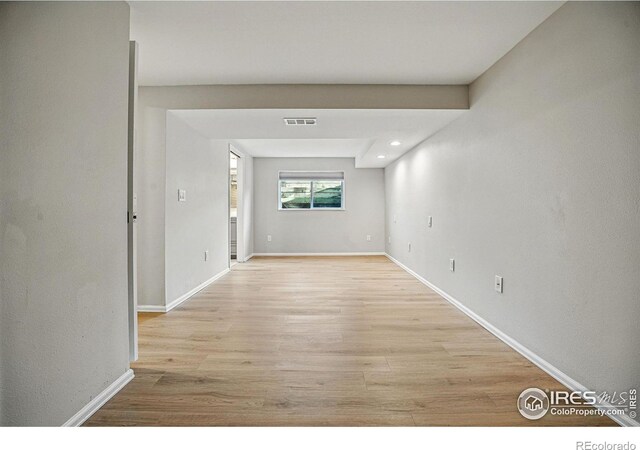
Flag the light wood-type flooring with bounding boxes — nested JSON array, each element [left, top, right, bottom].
[[86, 256, 614, 426]]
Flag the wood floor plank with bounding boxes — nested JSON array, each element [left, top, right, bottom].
[[85, 256, 615, 426]]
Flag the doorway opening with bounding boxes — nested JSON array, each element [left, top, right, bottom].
[[229, 151, 239, 266]]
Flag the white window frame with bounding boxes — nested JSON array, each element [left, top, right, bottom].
[[277, 171, 345, 211]]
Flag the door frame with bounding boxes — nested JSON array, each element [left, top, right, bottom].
[[229, 144, 244, 265], [127, 41, 139, 362]]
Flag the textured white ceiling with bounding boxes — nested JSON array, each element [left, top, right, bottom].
[[130, 1, 563, 86], [172, 108, 466, 167]]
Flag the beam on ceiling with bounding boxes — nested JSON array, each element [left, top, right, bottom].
[[139, 84, 469, 110]]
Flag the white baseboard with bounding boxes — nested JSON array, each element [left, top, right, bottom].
[[385, 253, 638, 427], [252, 252, 386, 257], [137, 268, 230, 313], [165, 268, 230, 312], [244, 253, 254, 261], [136, 304, 165, 313], [62, 369, 134, 427]]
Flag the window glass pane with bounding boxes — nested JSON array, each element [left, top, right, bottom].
[[312, 181, 343, 208], [280, 180, 311, 209]]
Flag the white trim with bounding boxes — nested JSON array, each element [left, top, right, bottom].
[[385, 253, 638, 428], [62, 369, 134, 427], [166, 268, 230, 312], [253, 252, 386, 257], [244, 253, 254, 261], [137, 268, 230, 313], [136, 304, 166, 313]]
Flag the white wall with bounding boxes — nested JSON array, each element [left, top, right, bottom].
[[0, 2, 131, 425], [165, 114, 230, 304], [136, 105, 167, 308], [136, 88, 249, 308], [385, 2, 640, 396], [254, 158, 385, 254]]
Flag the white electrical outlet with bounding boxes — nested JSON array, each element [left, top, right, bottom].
[[204, 250, 209, 261], [178, 189, 187, 202], [267, 235, 272, 242], [449, 258, 455, 272], [366, 235, 371, 241], [495, 276, 503, 293], [408, 242, 411, 252], [388, 236, 391, 244], [428, 216, 433, 228]]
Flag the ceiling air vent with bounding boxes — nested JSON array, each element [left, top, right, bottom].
[[284, 117, 317, 126]]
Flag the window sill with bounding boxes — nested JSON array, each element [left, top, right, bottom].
[[277, 208, 346, 211]]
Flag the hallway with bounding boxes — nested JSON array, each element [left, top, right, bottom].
[[86, 256, 612, 426]]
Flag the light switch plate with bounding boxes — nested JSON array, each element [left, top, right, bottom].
[[495, 276, 503, 293], [178, 189, 187, 202], [449, 259, 455, 272], [428, 216, 433, 228]]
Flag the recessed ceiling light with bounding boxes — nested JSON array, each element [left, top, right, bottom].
[[377, 155, 386, 159], [389, 140, 401, 146]]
